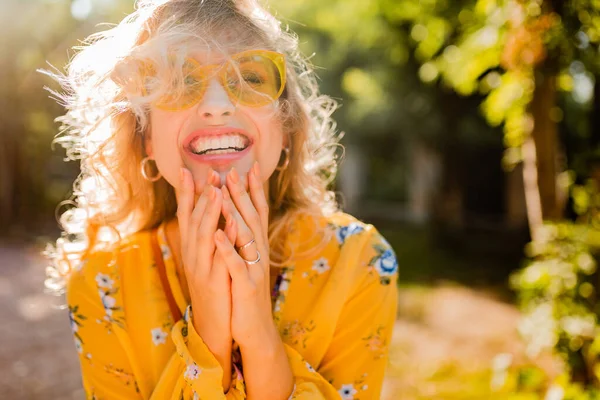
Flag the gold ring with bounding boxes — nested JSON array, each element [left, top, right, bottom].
[[241, 250, 261, 265], [237, 238, 255, 251]]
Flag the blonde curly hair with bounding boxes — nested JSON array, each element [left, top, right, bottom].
[[43, 0, 341, 293]]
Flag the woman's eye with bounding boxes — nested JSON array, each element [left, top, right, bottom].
[[242, 72, 264, 86], [184, 76, 198, 86], [226, 76, 241, 88]]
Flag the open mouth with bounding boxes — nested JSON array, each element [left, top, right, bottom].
[[187, 132, 251, 156]]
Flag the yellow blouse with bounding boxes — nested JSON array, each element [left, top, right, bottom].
[[67, 212, 399, 399]]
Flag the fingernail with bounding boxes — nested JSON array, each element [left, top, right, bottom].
[[215, 229, 225, 242], [208, 185, 216, 200], [229, 167, 240, 184]]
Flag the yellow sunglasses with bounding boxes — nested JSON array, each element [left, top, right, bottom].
[[142, 49, 286, 111]]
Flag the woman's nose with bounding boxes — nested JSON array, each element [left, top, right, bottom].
[[196, 78, 235, 121]]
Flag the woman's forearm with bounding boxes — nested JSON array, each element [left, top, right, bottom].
[[192, 318, 232, 391], [215, 344, 232, 393], [239, 327, 294, 400]]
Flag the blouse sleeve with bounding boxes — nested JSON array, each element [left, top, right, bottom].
[[66, 250, 244, 400], [315, 228, 399, 399], [269, 228, 399, 400]]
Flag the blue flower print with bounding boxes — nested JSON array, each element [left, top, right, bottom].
[[375, 249, 397, 277], [369, 238, 398, 285], [335, 223, 364, 245]]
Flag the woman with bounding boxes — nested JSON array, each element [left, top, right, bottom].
[[45, 0, 399, 398]]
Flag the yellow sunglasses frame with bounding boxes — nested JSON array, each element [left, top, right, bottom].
[[145, 49, 287, 112]]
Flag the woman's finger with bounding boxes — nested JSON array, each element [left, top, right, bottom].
[[185, 182, 210, 265], [212, 215, 235, 281], [215, 229, 250, 283], [186, 168, 218, 254], [222, 186, 259, 263], [224, 215, 237, 245], [248, 162, 269, 244], [195, 185, 222, 274], [226, 167, 265, 253]]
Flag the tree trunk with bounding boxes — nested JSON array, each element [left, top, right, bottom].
[[0, 131, 15, 227], [522, 72, 561, 241]]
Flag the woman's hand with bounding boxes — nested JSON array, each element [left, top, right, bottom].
[[176, 167, 237, 390], [214, 163, 278, 350], [215, 162, 295, 399]]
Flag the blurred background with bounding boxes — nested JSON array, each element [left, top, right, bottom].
[[3, 0, 600, 398]]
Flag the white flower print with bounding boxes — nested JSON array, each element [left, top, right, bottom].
[[151, 327, 168, 346], [69, 311, 79, 333], [74, 337, 83, 354], [95, 273, 114, 289], [338, 384, 358, 400], [279, 279, 289, 292], [99, 290, 117, 316], [272, 269, 292, 322], [311, 257, 330, 274], [161, 244, 172, 260], [184, 363, 202, 381], [305, 361, 316, 373]]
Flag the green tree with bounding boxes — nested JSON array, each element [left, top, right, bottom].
[[272, 0, 600, 392]]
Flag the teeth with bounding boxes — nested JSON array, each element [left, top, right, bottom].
[[190, 133, 249, 155]]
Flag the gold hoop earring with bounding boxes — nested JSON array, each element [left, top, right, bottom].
[[275, 147, 290, 172], [140, 156, 162, 182]]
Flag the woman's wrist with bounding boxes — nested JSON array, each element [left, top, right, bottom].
[[237, 318, 280, 354], [239, 328, 294, 400], [188, 305, 233, 390]]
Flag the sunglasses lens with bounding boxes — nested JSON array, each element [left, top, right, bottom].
[[155, 59, 207, 110], [146, 52, 284, 110], [226, 53, 283, 107]]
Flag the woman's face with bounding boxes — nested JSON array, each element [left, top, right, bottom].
[[145, 49, 285, 196]]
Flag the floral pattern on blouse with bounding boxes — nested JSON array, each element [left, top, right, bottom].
[[333, 222, 365, 245], [66, 212, 398, 399], [92, 268, 125, 334], [338, 383, 359, 400], [368, 235, 399, 285], [280, 319, 317, 349], [184, 363, 202, 381], [362, 326, 389, 360], [337, 373, 369, 400], [104, 363, 140, 392], [301, 257, 332, 284], [69, 305, 86, 344], [151, 327, 169, 346], [272, 266, 293, 319]]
